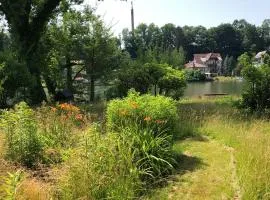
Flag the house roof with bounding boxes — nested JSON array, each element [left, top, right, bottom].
[[185, 53, 222, 68], [184, 61, 207, 68], [194, 53, 222, 64]]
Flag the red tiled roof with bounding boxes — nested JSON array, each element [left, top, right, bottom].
[[185, 53, 222, 68], [185, 61, 207, 68], [194, 53, 222, 64]]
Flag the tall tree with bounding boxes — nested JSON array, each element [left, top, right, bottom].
[[0, 0, 83, 103], [210, 24, 242, 58]]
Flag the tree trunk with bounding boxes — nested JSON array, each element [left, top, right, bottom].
[[159, 87, 163, 95], [44, 75, 56, 96], [90, 75, 95, 102], [66, 64, 73, 91], [29, 73, 47, 104]]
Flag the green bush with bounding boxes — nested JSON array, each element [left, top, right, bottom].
[[239, 53, 270, 112], [107, 90, 179, 137], [107, 62, 186, 100], [106, 90, 178, 187], [158, 66, 186, 99], [0, 102, 43, 167], [184, 69, 206, 82], [36, 103, 83, 149], [121, 126, 175, 185]]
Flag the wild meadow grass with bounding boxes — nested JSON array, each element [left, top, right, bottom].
[[179, 96, 270, 199], [0, 92, 180, 199], [2, 95, 270, 199]]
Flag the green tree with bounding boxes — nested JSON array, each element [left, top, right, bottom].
[[160, 48, 185, 69], [240, 53, 270, 111], [158, 66, 186, 100], [235, 52, 252, 76], [210, 24, 242, 58], [0, 0, 83, 104]]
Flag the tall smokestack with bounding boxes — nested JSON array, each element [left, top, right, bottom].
[[131, 1, 135, 33]]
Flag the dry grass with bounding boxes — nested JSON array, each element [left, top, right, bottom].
[[16, 178, 53, 200], [215, 76, 239, 82]]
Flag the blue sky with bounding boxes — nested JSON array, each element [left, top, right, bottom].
[[86, 0, 270, 35]]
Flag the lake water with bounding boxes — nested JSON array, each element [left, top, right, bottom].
[[184, 80, 244, 97]]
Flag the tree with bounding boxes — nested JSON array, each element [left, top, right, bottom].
[[79, 8, 120, 102], [210, 24, 242, 58], [0, 0, 83, 104], [235, 52, 252, 76], [160, 48, 185, 69], [240, 53, 270, 111], [110, 62, 186, 100], [40, 7, 120, 102], [259, 19, 270, 49], [158, 66, 186, 100]]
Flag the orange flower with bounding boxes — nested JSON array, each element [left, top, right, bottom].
[[144, 116, 151, 122], [75, 114, 84, 121], [129, 101, 139, 109], [58, 103, 80, 112], [155, 119, 166, 124]]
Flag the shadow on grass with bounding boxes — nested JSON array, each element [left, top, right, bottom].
[[174, 153, 205, 175], [148, 151, 206, 196], [184, 135, 209, 142]]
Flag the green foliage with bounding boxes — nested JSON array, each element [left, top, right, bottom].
[[37, 104, 79, 148], [184, 69, 206, 82], [109, 63, 186, 99], [59, 129, 141, 200], [158, 66, 186, 100], [0, 102, 43, 167], [122, 127, 175, 184], [0, 53, 32, 106], [106, 91, 177, 189], [160, 48, 186, 69], [111, 63, 152, 97], [41, 7, 121, 101], [239, 53, 270, 112], [222, 55, 237, 76], [1, 170, 24, 200], [107, 90, 179, 137]]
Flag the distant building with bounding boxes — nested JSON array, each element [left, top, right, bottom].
[[185, 53, 223, 78]]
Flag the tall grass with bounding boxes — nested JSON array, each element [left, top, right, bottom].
[[56, 91, 180, 199], [58, 128, 141, 200], [179, 97, 270, 199], [0, 102, 43, 167]]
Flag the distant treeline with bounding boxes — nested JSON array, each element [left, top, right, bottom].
[[121, 19, 270, 61]]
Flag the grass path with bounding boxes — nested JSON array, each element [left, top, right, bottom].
[[147, 137, 241, 200]]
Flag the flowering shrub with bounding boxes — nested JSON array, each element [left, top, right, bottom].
[[107, 90, 178, 137], [106, 90, 178, 186], [37, 103, 86, 149]]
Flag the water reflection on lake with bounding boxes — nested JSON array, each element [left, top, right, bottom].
[[184, 80, 244, 97]]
